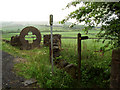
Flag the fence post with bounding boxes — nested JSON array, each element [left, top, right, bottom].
[[78, 33, 81, 80]]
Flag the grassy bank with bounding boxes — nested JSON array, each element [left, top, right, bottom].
[[1, 27, 112, 88], [2, 37, 111, 88], [2, 42, 78, 88], [60, 39, 111, 88]]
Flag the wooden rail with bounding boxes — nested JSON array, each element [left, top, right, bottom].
[[61, 37, 117, 40]]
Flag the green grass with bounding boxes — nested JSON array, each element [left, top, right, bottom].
[[2, 42, 78, 88], [2, 30, 99, 41], [60, 39, 111, 88], [61, 39, 112, 66], [2, 37, 112, 88], [2, 28, 112, 88]]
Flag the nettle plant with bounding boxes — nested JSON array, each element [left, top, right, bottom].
[[60, 1, 120, 51]]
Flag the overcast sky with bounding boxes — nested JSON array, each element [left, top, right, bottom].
[[0, 0, 80, 22]]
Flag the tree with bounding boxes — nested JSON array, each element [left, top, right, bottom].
[[60, 1, 120, 51]]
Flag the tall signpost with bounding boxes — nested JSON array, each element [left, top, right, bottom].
[[50, 14, 54, 74]]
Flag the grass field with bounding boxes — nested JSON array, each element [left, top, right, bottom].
[[1, 25, 112, 88], [2, 30, 99, 40]]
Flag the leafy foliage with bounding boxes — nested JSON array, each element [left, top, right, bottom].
[[60, 1, 120, 50]]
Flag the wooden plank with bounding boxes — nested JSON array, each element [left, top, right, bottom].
[[81, 36, 88, 40]]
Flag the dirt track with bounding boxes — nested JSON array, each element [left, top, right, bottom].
[[2, 51, 25, 89]]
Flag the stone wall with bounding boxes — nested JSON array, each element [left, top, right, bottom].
[[110, 48, 120, 88], [43, 34, 61, 47], [48, 34, 77, 79], [49, 34, 61, 63], [7, 26, 41, 50], [10, 35, 22, 47]]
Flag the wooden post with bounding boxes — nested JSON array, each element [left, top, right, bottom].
[[78, 33, 81, 80]]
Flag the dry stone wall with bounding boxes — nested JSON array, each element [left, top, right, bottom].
[[8, 26, 41, 50], [43, 34, 61, 47], [48, 34, 61, 63], [110, 48, 120, 88], [48, 34, 77, 79], [11, 35, 22, 47]]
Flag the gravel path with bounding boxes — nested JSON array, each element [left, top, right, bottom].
[[2, 51, 25, 89]]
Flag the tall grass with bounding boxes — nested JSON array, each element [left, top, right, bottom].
[[60, 39, 111, 88], [2, 42, 79, 88], [2, 30, 112, 88]]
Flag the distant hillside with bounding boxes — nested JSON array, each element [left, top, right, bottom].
[[1, 21, 100, 33], [1, 21, 63, 26]]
